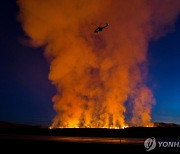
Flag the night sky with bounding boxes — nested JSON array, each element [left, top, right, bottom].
[[0, 0, 180, 126]]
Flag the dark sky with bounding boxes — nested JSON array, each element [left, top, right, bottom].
[[0, 0, 56, 126], [149, 23, 180, 124], [0, 0, 180, 126]]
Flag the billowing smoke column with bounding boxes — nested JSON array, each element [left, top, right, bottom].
[[17, 0, 180, 128]]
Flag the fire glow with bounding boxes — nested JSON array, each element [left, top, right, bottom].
[[49, 125, 129, 129], [17, 0, 180, 128]]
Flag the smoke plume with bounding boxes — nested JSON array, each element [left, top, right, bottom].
[[17, 0, 180, 128]]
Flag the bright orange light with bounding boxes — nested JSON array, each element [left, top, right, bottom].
[[18, 0, 180, 129]]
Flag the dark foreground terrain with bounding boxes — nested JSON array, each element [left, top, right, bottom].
[[0, 121, 180, 152]]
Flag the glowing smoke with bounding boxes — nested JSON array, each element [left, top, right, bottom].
[[17, 0, 180, 128]]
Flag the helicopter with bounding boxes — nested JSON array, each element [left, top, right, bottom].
[[94, 23, 109, 33]]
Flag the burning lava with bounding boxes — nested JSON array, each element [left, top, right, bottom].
[[17, 0, 180, 128]]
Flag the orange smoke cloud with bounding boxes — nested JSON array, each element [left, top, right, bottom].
[[17, 0, 180, 128]]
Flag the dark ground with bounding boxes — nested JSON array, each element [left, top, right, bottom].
[[0, 121, 180, 152]]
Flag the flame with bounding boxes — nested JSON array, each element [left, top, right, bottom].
[[49, 125, 128, 129], [17, 0, 180, 128]]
